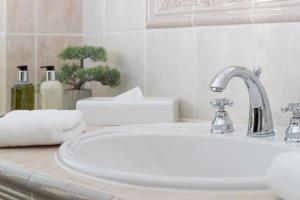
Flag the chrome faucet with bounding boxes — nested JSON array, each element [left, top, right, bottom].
[[210, 66, 275, 137]]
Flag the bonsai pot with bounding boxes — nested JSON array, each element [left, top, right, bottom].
[[63, 89, 92, 110]]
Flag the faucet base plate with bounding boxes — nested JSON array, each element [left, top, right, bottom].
[[210, 128, 235, 134], [247, 130, 275, 137], [285, 137, 300, 144]]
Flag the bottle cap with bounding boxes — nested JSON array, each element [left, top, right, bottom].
[[17, 65, 28, 71], [41, 66, 56, 81], [40, 66, 55, 71]]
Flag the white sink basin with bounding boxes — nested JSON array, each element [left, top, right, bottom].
[[56, 123, 299, 190]]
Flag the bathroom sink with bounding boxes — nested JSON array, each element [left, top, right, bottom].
[[56, 123, 299, 190]]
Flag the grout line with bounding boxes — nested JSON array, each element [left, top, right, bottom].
[[33, 0, 38, 109], [103, 30, 146, 35], [6, 32, 87, 36], [192, 27, 197, 118], [6, 28, 208, 37], [80, 0, 85, 35], [103, 0, 107, 46], [34, 0, 38, 80], [34, 0, 38, 32], [103, 0, 108, 96], [250, 0, 254, 24], [3, 30, 150, 37], [142, 30, 147, 95], [3, 0, 7, 112], [192, 1, 197, 118], [3, 0, 6, 33], [103, 0, 106, 34], [250, 0, 255, 69], [192, 0, 195, 27]]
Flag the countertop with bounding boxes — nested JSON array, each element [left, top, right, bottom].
[[0, 126, 279, 200]]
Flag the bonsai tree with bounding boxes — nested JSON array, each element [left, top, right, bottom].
[[56, 45, 121, 90]]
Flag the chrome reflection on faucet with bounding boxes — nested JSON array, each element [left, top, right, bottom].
[[210, 98, 234, 134], [210, 66, 275, 137], [281, 103, 300, 144]]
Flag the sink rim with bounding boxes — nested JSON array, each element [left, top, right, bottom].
[[56, 122, 299, 190]]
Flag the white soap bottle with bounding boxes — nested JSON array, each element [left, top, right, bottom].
[[40, 66, 63, 109]]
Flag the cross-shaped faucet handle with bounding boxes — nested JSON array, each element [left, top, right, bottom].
[[281, 103, 300, 117], [210, 98, 233, 111]]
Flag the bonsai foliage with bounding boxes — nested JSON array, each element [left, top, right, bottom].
[[56, 45, 120, 90]]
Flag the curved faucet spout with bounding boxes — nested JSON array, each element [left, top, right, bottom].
[[210, 66, 275, 137]]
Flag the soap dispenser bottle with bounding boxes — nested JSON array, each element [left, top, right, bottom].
[[40, 65, 63, 109], [11, 65, 35, 110]]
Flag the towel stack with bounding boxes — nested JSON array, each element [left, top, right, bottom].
[[0, 110, 86, 147]]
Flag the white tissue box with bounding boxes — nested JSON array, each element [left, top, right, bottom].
[[76, 97, 179, 125]]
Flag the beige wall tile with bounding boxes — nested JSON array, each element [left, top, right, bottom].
[[6, 0, 35, 33], [252, 23, 300, 127], [105, 32, 145, 97], [145, 28, 195, 119], [194, 25, 254, 124], [37, 36, 82, 82], [37, 0, 82, 33], [82, 0, 104, 33], [0, 0, 4, 33], [105, 0, 146, 32], [6, 35, 35, 111]]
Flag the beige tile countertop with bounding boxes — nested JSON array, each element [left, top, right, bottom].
[[0, 126, 280, 200]]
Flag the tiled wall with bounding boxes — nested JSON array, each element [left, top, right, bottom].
[[0, 0, 82, 114], [82, 0, 300, 127], [2, 0, 300, 127]]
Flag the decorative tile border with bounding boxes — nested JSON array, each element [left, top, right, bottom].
[[146, 0, 300, 28], [193, 0, 253, 26], [147, 0, 194, 28], [253, 0, 300, 23]]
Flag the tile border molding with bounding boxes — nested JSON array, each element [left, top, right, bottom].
[[146, 0, 300, 28]]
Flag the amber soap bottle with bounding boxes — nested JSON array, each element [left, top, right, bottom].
[[11, 65, 35, 110]]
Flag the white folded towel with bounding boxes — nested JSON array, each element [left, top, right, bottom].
[[0, 110, 86, 147], [266, 152, 300, 200]]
